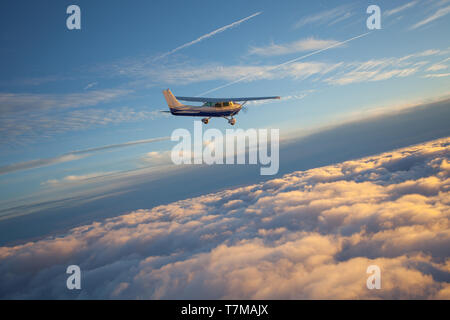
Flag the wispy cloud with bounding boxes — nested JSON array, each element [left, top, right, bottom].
[[410, 5, 450, 29], [425, 56, 450, 72], [0, 89, 130, 114], [426, 64, 448, 71], [247, 90, 315, 106], [0, 75, 73, 87], [84, 82, 98, 90], [294, 5, 352, 29], [385, 1, 419, 16], [248, 37, 343, 56], [199, 32, 371, 96], [144, 61, 342, 86], [0, 107, 164, 146], [42, 171, 117, 187], [424, 72, 450, 78], [155, 12, 262, 60], [140, 151, 173, 166], [398, 49, 445, 61], [0, 154, 85, 176], [119, 45, 444, 93], [325, 49, 446, 85], [326, 68, 418, 85], [0, 136, 169, 175]]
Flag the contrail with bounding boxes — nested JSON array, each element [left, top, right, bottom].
[[198, 31, 372, 96], [70, 136, 169, 155], [155, 12, 262, 61], [0, 136, 170, 175]]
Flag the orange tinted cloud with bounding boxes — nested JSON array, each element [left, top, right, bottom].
[[0, 137, 449, 299]]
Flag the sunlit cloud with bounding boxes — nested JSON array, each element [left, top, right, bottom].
[[140, 151, 173, 166], [424, 72, 450, 78], [426, 64, 448, 72], [42, 171, 117, 187], [0, 137, 448, 299], [248, 38, 343, 56]]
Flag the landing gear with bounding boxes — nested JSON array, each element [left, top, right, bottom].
[[201, 117, 210, 124], [223, 116, 236, 125]]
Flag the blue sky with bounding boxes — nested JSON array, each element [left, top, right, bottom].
[[0, 0, 449, 220]]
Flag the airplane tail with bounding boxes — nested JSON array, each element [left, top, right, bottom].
[[162, 89, 183, 108]]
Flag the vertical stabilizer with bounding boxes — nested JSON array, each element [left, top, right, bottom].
[[162, 89, 183, 108]]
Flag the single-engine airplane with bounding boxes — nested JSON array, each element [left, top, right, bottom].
[[162, 89, 280, 125]]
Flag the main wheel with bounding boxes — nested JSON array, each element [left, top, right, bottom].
[[202, 118, 209, 124], [229, 118, 236, 125]]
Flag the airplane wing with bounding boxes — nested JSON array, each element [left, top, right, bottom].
[[175, 96, 281, 103]]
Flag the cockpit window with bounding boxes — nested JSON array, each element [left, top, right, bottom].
[[214, 103, 222, 108], [223, 102, 229, 107]]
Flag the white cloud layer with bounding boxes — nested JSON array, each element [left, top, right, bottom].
[[0, 137, 449, 299]]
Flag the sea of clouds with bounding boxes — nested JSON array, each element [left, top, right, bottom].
[[0, 137, 449, 299]]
